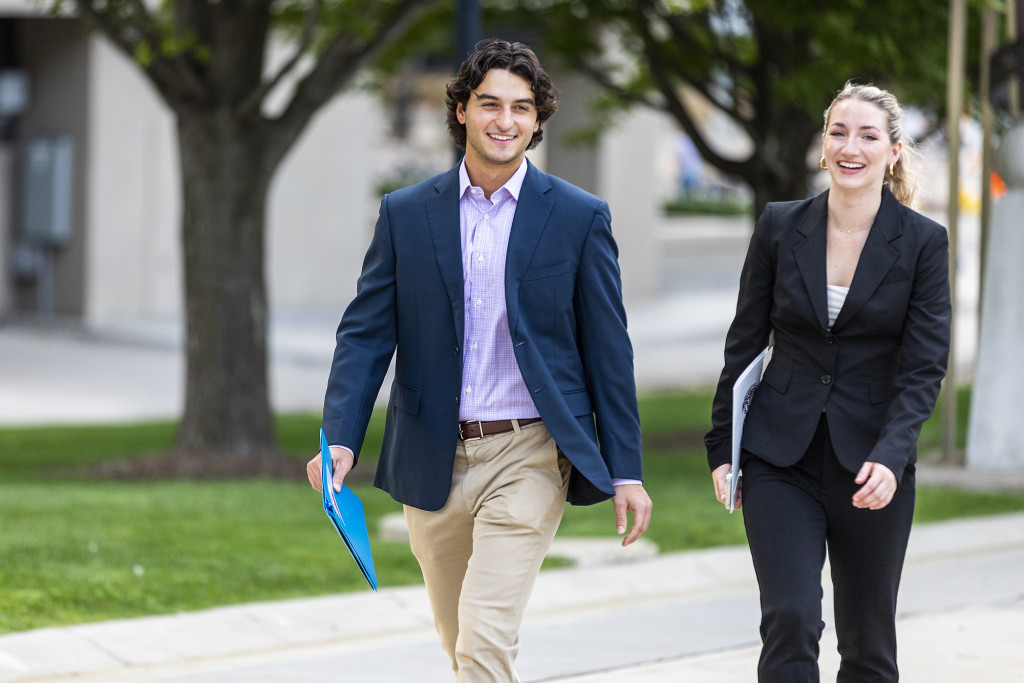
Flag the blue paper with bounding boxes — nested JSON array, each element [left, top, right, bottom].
[[320, 429, 378, 591]]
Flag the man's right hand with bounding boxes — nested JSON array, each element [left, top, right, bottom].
[[306, 446, 355, 493]]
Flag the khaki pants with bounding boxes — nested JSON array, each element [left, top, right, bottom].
[[405, 420, 570, 682]]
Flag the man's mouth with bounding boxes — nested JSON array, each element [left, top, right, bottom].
[[489, 133, 515, 142]]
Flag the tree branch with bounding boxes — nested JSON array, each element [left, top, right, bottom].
[[571, 58, 665, 111], [629, 7, 750, 178], [73, 0, 207, 111], [237, 0, 323, 118], [264, 0, 434, 170]]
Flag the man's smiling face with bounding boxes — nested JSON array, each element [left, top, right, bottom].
[[457, 68, 540, 173]]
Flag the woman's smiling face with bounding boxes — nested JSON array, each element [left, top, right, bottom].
[[823, 98, 901, 197]]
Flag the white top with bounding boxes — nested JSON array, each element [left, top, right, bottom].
[[827, 284, 850, 330]]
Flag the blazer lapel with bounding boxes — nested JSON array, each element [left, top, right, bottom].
[[504, 162, 554, 334], [425, 165, 465, 345], [793, 191, 830, 330], [832, 189, 902, 330]]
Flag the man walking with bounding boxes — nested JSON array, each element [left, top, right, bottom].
[[307, 38, 651, 682]]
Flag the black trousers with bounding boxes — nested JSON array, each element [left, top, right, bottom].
[[742, 414, 915, 682]]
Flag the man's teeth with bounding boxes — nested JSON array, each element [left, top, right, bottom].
[[490, 134, 514, 141]]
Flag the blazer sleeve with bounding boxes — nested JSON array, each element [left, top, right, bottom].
[[322, 195, 399, 462], [705, 204, 777, 471], [867, 223, 951, 478], [574, 201, 643, 480]]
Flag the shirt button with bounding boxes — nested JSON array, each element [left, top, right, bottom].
[[472, 343, 477, 350], [821, 375, 832, 385], [465, 387, 472, 394], [484, 214, 489, 220], [478, 255, 484, 262], [475, 299, 482, 306]]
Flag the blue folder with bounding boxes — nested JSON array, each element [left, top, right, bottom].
[[320, 429, 378, 591]]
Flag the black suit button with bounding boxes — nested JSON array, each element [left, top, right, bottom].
[[455, 397, 460, 404], [453, 346, 460, 356], [825, 333, 835, 344], [822, 375, 832, 385]]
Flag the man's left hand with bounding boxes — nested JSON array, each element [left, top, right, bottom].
[[613, 484, 652, 547]]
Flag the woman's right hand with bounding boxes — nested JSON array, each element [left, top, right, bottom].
[[712, 463, 741, 509]]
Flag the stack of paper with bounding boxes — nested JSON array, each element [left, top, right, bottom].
[[728, 347, 770, 513]]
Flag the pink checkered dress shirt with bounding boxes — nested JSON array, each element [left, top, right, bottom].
[[457, 160, 539, 422]]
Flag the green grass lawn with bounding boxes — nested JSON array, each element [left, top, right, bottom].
[[1, 388, 1021, 634]]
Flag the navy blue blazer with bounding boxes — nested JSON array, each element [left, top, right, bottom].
[[705, 189, 951, 485], [323, 161, 643, 511]]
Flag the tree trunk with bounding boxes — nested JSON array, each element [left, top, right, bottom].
[[749, 168, 809, 223], [744, 133, 815, 223], [175, 110, 277, 457]]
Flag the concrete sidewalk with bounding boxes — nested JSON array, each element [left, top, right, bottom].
[[0, 512, 1022, 682]]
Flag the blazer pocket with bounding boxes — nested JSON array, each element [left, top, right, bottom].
[[869, 379, 894, 404], [562, 388, 593, 416], [761, 362, 791, 394], [880, 268, 911, 285], [522, 260, 571, 282], [393, 382, 422, 415]]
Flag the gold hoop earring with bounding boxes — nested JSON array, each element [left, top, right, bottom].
[[889, 164, 894, 177], [819, 155, 828, 171]]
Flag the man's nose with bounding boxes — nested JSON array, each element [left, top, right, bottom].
[[496, 107, 513, 128]]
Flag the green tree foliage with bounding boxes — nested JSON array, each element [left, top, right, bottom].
[[495, 0, 974, 215]]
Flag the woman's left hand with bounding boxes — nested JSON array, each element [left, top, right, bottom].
[[852, 461, 898, 510]]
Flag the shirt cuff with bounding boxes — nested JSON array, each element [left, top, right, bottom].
[[328, 444, 354, 458], [612, 478, 642, 487]]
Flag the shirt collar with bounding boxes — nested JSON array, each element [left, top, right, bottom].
[[459, 158, 529, 202]]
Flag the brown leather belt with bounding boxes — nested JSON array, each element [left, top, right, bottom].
[[458, 417, 542, 440]]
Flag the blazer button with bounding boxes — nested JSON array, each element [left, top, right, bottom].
[[821, 374, 832, 385], [825, 333, 835, 344], [453, 346, 460, 356]]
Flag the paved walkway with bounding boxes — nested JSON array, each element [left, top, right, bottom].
[[0, 512, 1022, 682]]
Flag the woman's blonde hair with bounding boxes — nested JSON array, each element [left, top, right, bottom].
[[823, 82, 921, 210]]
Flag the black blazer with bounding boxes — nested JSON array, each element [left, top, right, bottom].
[[706, 189, 951, 484], [323, 161, 643, 511]]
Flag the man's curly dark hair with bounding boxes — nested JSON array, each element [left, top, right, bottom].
[[445, 38, 558, 151]]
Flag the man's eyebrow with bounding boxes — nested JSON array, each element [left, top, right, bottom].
[[472, 91, 536, 105]]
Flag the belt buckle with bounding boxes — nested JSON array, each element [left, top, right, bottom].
[[459, 420, 483, 441]]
